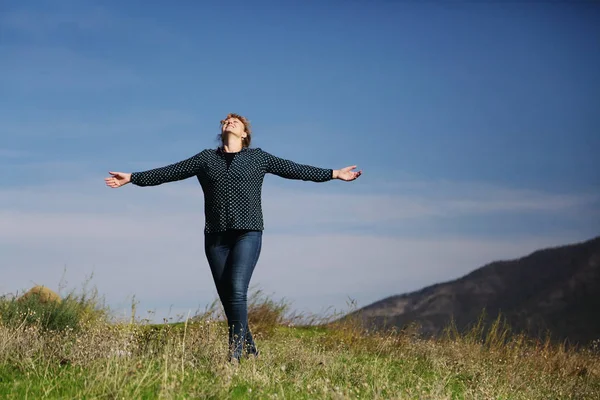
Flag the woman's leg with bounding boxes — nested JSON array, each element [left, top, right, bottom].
[[204, 231, 233, 320], [205, 230, 262, 360], [222, 230, 262, 360]]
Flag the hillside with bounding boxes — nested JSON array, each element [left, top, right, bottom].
[[2, 296, 599, 399], [347, 235, 600, 345]]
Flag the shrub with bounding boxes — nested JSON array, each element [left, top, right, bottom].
[[18, 285, 62, 304], [0, 284, 109, 332]]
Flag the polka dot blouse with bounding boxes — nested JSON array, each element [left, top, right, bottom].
[[130, 147, 334, 233]]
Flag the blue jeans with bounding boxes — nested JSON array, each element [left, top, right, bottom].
[[204, 229, 262, 360]]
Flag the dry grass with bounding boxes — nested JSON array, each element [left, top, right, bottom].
[[0, 287, 598, 399]]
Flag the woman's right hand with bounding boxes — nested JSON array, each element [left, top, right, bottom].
[[105, 171, 132, 188]]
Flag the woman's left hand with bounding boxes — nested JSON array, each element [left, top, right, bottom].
[[334, 166, 362, 181]]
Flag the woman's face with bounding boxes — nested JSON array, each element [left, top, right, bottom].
[[221, 117, 246, 139]]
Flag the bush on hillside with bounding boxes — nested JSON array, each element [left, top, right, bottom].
[[18, 285, 62, 304], [0, 285, 109, 332]]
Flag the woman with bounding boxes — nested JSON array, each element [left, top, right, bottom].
[[104, 113, 362, 361]]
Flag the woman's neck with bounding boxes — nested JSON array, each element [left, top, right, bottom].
[[222, 136, 243, 153]]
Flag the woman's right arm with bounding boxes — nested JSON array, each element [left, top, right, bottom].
[[131, 152, 205, 186], [105, 152, 204, 188]]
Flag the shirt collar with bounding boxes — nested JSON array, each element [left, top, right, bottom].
[[216, 146, 248, 155]]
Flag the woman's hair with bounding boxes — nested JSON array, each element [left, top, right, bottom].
[[219, 113, 252, 148]]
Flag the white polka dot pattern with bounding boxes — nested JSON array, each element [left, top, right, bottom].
[[131, 147, 333, 233]]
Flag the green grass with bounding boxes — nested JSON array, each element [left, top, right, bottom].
[[1, 288, 599, 399]]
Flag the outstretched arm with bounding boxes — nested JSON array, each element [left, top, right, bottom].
[[262, 149, 362, 182], [105, 153, 204, 188], [263, 150, 333, 182]]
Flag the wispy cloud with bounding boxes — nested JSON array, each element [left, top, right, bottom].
[[1, 172, 597, 321], [1, 218, 585, 321], [261, 185, 599, 227], [3, 175, 597, 226]]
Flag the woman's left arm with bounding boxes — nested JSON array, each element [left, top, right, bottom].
[[262, 149, 361, 182]]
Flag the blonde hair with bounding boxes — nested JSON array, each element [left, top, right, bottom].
[[219, 113, 252, 148]]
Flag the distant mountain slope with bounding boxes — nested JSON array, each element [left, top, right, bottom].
[[347, 236, 600, 345]]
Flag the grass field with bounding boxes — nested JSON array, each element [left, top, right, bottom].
[[1, 287, 598, 399]]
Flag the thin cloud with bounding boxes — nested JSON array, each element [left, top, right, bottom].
[[2, 175, 598, 227], [1, 222, 586, 322], [1, 174, 597, 322]]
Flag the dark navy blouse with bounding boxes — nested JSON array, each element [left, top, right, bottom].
[[131, 147, 333, 233]]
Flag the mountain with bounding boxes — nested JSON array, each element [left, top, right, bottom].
[[345, 235, 600, 345]]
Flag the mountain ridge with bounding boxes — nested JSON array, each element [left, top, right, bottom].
[[346, 235, 600, 345]]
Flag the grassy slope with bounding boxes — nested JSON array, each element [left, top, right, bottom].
[[1, 287, 598, 399], [1, 319, 599, 399]]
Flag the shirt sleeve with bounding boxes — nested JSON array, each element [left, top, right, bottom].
[[261, 149, 333, 182], [130, 152, 204, 187]]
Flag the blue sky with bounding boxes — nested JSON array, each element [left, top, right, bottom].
[[2, 0, 599, 321]]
